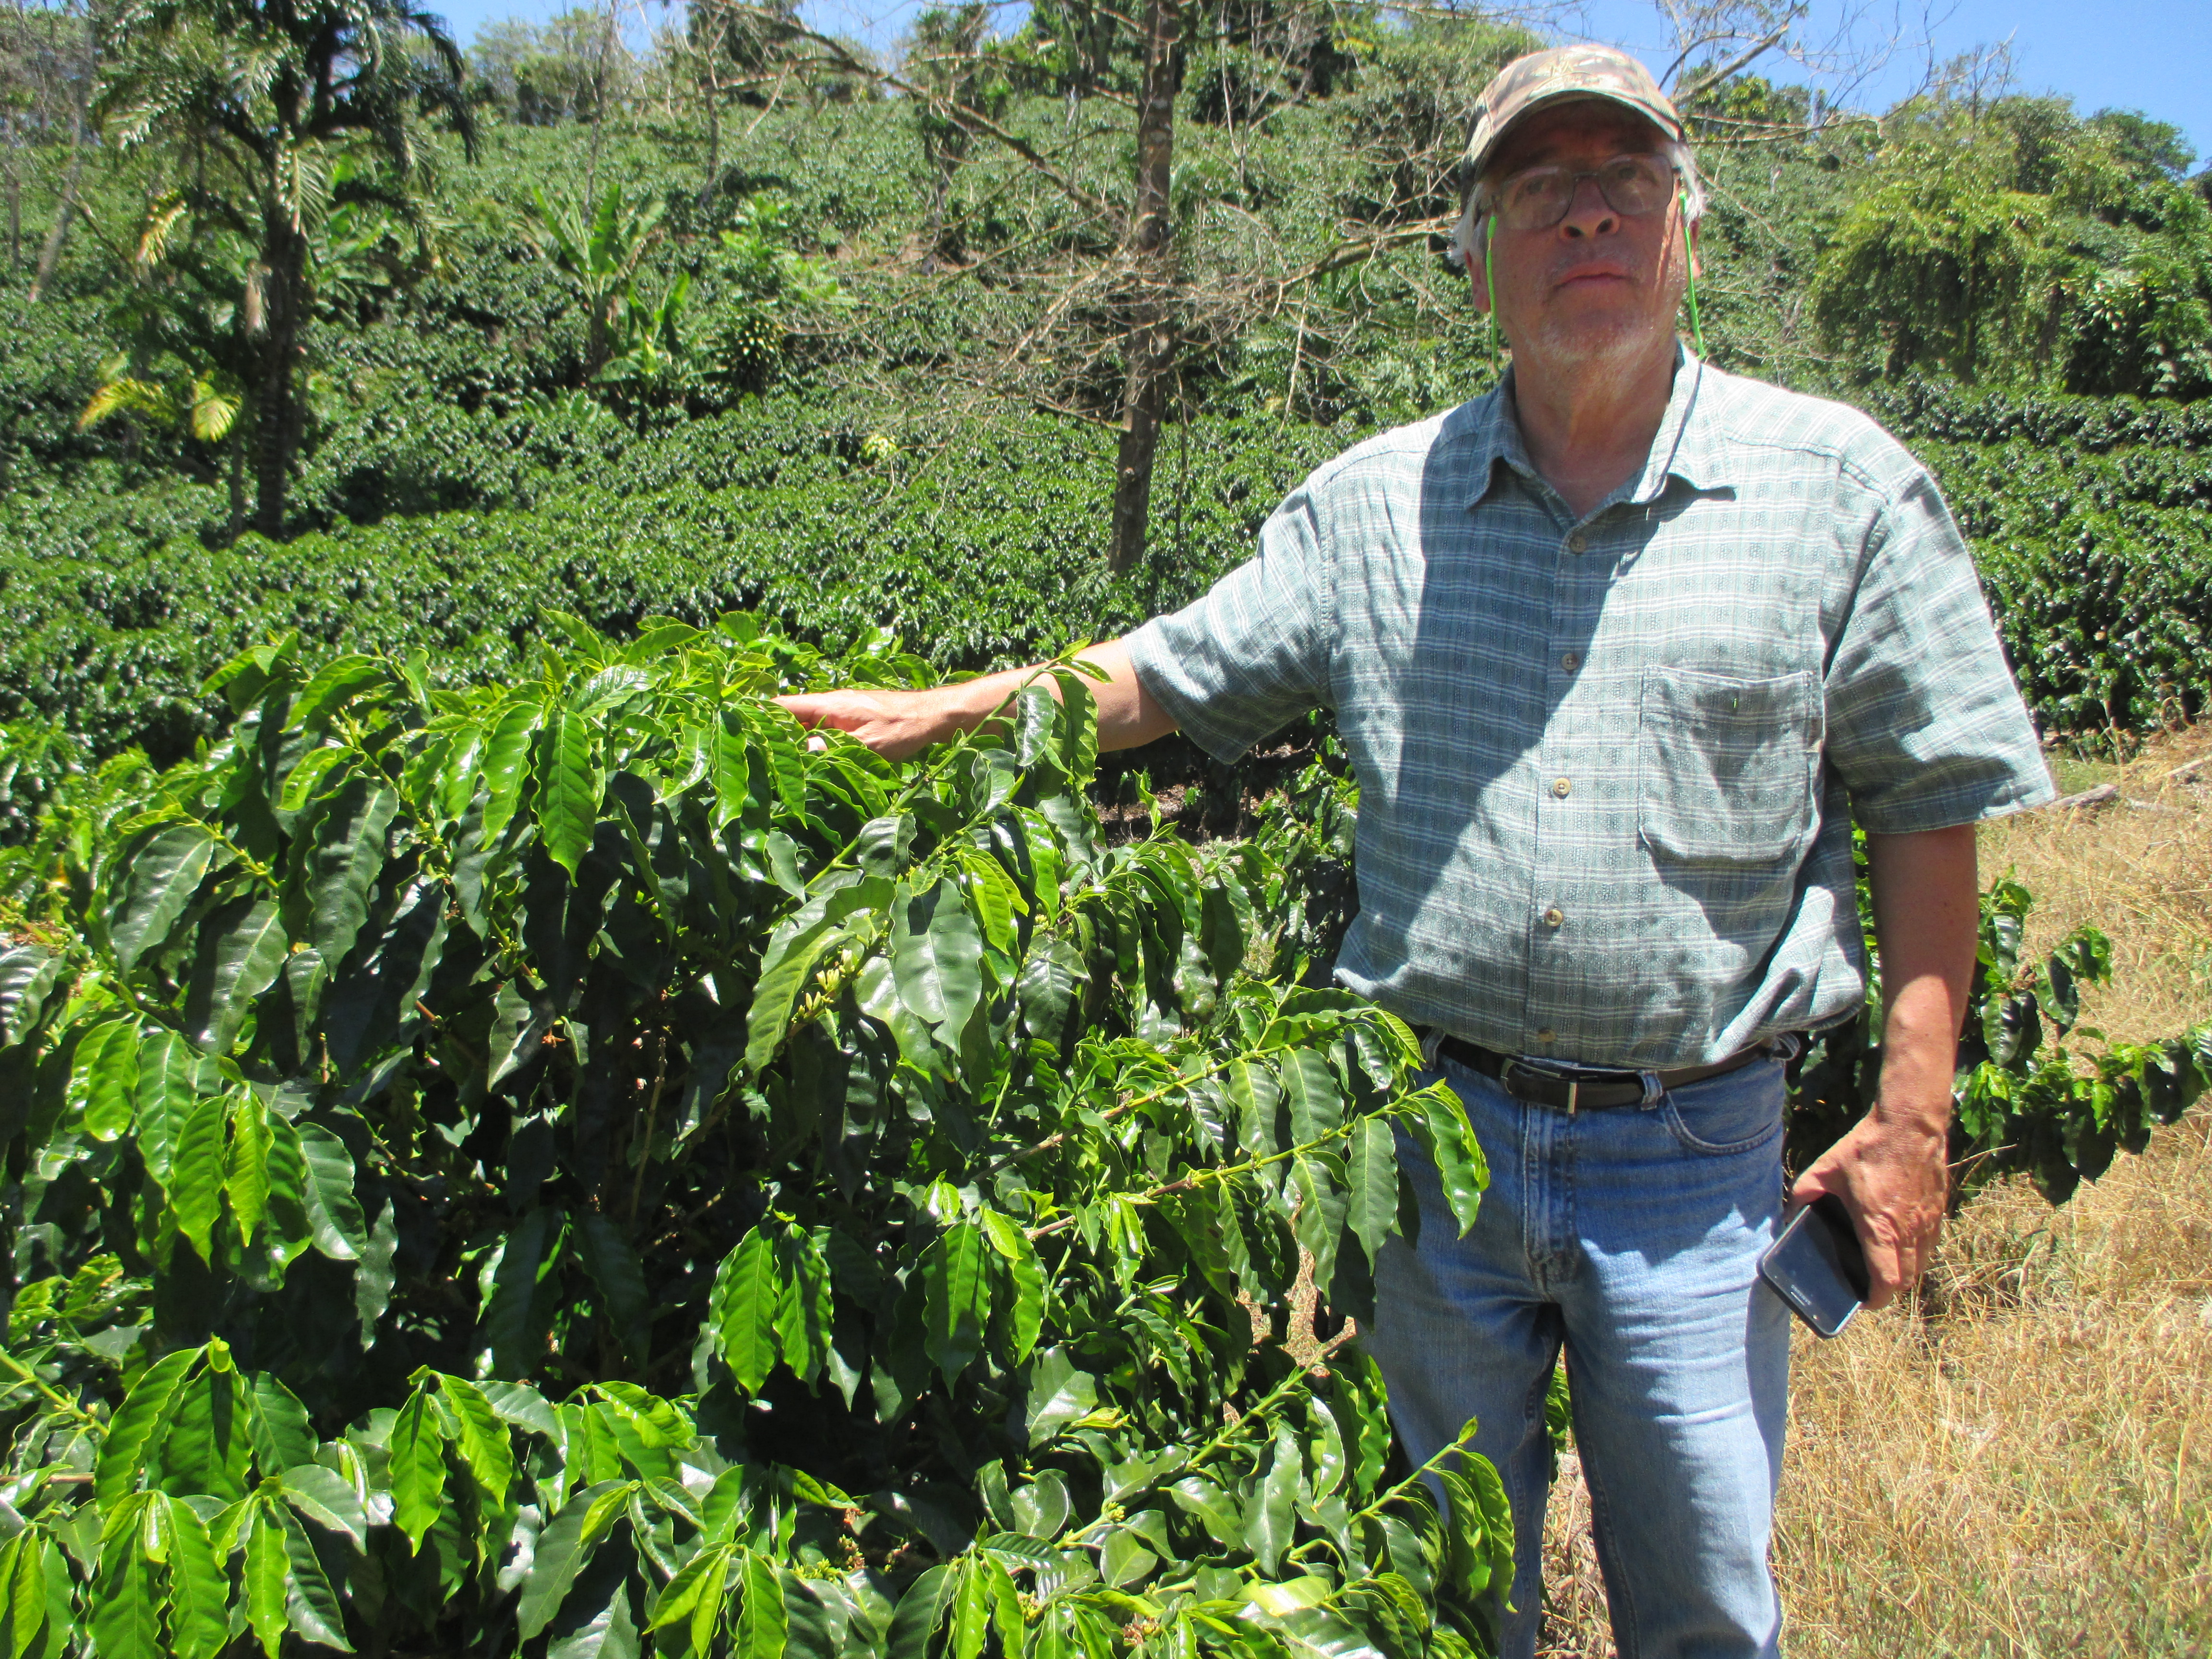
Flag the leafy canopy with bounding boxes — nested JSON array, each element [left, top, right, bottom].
[[0, 618, 1506, 1657]]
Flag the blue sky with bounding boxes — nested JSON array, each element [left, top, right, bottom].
[[433, 0, 2211, 167]]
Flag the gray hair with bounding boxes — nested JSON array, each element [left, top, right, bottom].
[[1449, 137, 1705, 270]]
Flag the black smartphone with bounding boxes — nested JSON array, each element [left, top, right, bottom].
[[1758, 1192, 1870, 1338]]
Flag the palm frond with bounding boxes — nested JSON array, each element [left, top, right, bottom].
[[79, 377, 185, 432], [188, 373, 245, 442], [136, 192, 192, 269]]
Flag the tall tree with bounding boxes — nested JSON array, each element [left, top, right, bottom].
[[468, 10, 632, 127], [1814, 93, 2212, 395], [1106, 0, 1179, 573], [1, 0, 98, 277], [94, 0, 475, 538], [906, 2, 1004, 270]]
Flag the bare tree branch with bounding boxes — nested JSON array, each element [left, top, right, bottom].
[[1674, 13, 1802, 106], [719, 4, 1118, 224]]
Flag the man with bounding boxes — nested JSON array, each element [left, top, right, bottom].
[[784, 44, 2053, 1657]]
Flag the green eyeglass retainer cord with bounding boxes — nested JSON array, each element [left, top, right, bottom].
[[1485, 230, 1499, 363], [1478, 185, 1707, 363], [1679, 185, 1707, 357]]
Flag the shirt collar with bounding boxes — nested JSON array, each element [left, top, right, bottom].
[[1462, 344, 1731, 512]]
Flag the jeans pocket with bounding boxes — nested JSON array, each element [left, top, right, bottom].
[[1660, 1061, 1786, 1155]]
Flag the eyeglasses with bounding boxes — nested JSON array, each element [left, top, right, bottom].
[[1484, 153, 1678, 232]]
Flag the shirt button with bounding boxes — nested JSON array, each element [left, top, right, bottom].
[[1566, 531, 1588, 553], [1551, 777, 1572, 798], [1562, 652, 1581, 672], [1535, 1028, 1557, 1045], [1543, 906, 1565, 928]]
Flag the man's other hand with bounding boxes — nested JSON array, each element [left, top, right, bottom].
[[1789, 1111, 1947, 1309], [1790, 821, 1979, 1310]]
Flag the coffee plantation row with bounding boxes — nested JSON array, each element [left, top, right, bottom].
[[2, 380, 2208, 781], [1, 619, 2206, 1658]]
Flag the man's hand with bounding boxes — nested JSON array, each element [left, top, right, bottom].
[[777, 685, 958, 762], [778, 638, 1178, 761], [1790, 1107, 1948, 1310], [1789, 823, 1979, 1309]]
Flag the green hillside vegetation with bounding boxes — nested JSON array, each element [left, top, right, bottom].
[[0, 4, 2208, 760]]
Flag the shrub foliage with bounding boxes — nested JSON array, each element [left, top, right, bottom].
[[0, 621, 1510, 1657]]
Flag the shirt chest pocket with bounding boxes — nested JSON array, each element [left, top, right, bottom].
[[1638, 669, 1822, 867]]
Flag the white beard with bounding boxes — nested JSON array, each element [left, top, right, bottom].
[[1504, 243, 1689, 376], [1521, 306, 1658, 376]]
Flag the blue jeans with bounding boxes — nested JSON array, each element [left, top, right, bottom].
[[1368, 1052, 1792, 1659]]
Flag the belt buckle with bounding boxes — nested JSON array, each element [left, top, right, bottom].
[[1501, 1058, 1579, 1115]]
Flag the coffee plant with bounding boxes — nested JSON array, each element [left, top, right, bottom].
[[1789, 856, 2212, 1205], [0, 619, 1509, 1657]]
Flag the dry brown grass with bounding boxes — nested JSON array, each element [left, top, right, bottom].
[[1979, 725, 2212, 1047], [1536, 726, 2212, 1659]]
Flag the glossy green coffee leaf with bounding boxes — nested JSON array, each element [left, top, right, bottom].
[[1344, 1116, 1398, 1267], [709, 712, 752, 831], [106, 824, 218, 973], [744, 915, 868, 1077], [224, 1091, 275, 1240], [732, 1550, 788, 1659], [168, 1092, 231, 1262], [88, 1527, 162, 1659], [540, 709, 604, 878], [1288, 1149, 1348, 1289], [519, 1480, 635, 1641], [884, 1563, 955, 1659], [298, 1121, 368, 1260], [387, 1388, 445, 1554], [281, 1463, 370, 1549], [0, 1529, 46, 1659], [977, 1209, 1043, 1362], [162, 1495, 230, 1659], [278, 1505, 354, 1651], [1245, 1419, 1300, 1575], [647, 1539, 728, 1641], [440, 1372, 518, 1505], [241, 1508, 287, 1659], [132, 1029, 212, 1184], [922, 1221, 991, 1386], [775, 1226, 834, 1383], [278, 745, 349, 814], [286, 654, 391, 733], [304, 780, 400, 967], [892, 878, 983, 1038], [1021, 1348, 1097, 1448], [711, 1229, 779, 1394], [1412, 1082, 1487, 1236], [479, 699, 542, 840], [1280, 1047, 1342, 1147], [72, 1018, 139, 1141], [183, 896, 288, 1052]]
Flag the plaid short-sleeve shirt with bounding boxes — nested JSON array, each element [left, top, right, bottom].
[[1126, 353, 2054, 1069]]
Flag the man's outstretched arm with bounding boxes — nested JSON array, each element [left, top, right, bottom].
[[1790, 821, 1979, 1309], [777, 637, 1179, 762]]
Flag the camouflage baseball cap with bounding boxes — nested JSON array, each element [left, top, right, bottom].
[[1461, 45, 1684, 188]]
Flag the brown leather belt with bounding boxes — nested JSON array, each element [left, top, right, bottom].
[[1434, 1034, 1771, 1113]]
